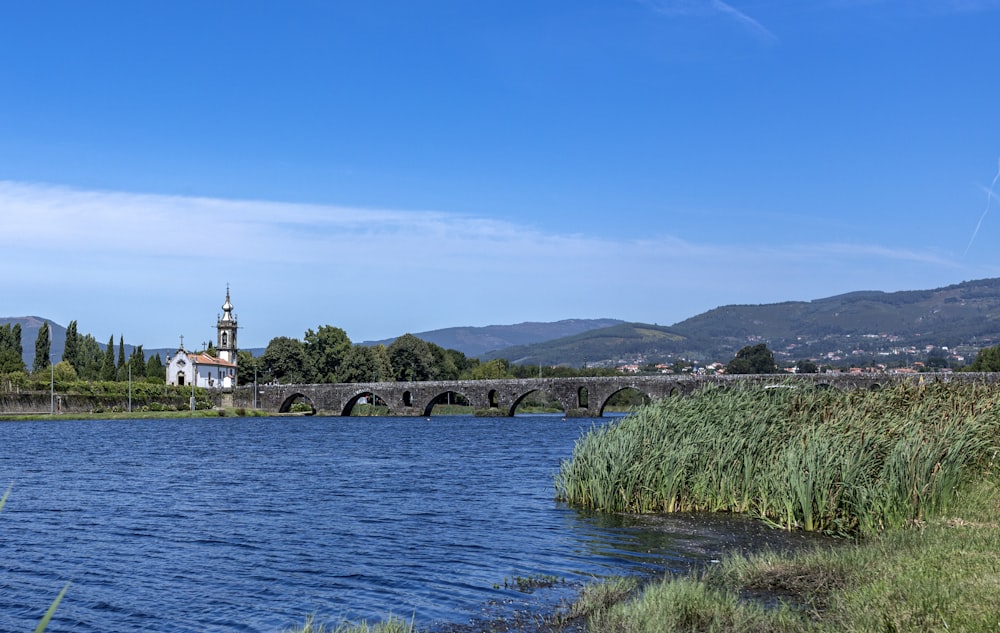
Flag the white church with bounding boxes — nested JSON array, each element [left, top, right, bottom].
[[166, 288, 239, 389]]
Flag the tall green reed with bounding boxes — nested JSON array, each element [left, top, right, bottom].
[[555, 381, 1000, 536]]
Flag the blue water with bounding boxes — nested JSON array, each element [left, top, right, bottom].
[[0, 414, 780, 632]]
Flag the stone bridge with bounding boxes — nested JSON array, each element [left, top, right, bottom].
[[243, 372, 999, 417]]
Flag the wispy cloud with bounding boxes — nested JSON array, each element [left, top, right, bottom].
[[0, 181, 972, 346], [637, 0, 777, 42]]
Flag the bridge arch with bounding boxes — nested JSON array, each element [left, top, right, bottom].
[[597, 386, 652, 416], [421, 390, 473, 416], [341, 389, 391, 416], [510, 387, 568, 416], [278, 392, 316, 415]]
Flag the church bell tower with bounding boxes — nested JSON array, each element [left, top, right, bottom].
[[217, 286, 238, 365]]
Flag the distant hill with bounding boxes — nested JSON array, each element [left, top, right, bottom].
[[482, 322, 687, 367], [0, 316, 67, 369], [670, 277, 1000, 360], [482, 278, 1000, 367], [363, 318, 624, 357], [8, 278, 1000, 371]]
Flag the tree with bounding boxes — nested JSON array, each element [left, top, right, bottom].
[[33, 321, 51, 374], [795, 359, 819, 374], [387, 334, 435, 381], [304, 325, 352, 383], [726, 344, 779, 374], [372, 344, 393, 382], [0, 324, 25, 374], [338, 345, 387, 383], [77, 334, 103, 380], [967, 343, 1000, 371], [116, 336, 126, 381], [129, 345, 146, 379], [146, 353, 166, 381], [52, 359, 77, 382], [471, 358, 512, 379], [428, 342, 459, 380], [102, 334, 117, 381], [62, 320, 81, 370], [261, 336, 311, 384], [236, 350, 261, 386]]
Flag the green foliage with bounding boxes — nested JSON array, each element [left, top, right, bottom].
[[262, 336, 312, 384], [0, 323, 26, 374], [556, 382, 1000, 536], [592, 477, 1000, 633], [282, 615, 414, 633], [62, 320, 80, 369], [236, 350, 261, 385], [76, 333, 104, 381], [795, 359, 819, 374], [471, 358, 512, 379], [304, 325, 352, 383], [966, 342, 1000, 371], [116, 336, 126, 381], [32, 321, 51, 374], [101, 334, 116, 381], [387, 334, 435, 381], [339, 344, 392, 383], [52, 360, 77, 382], [726, 343, 779, 374]]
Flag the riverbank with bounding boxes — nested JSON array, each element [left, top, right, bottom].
[[0, 407, 270, 422], [583, 475, 1000, 632], [545, 381, 1000, 632]]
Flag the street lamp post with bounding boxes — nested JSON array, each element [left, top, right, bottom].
[[190, 360, 197, 411], [49, 324, 54, 415]]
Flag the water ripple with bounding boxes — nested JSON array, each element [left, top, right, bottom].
[[0, 415, 801, 632]]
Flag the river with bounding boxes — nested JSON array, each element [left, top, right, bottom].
[[0, 414, 819, 632]]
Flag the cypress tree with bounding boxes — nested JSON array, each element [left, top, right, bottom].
[[0, 324, 25, 374], [146, 353, 165, 381], [33, 322, 51, 374], [12, 323, 22, 361], [130, 344, 146, 378], [102, 335, 116, 381], [116, 336, 126, 381], [62, 320, 80, 370]]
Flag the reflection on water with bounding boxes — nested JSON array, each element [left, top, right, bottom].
[[0, 415, 825, 633]]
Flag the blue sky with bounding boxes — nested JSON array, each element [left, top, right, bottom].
[[2, 1, 1000, 349]]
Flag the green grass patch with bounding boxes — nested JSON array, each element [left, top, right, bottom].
[[0, 407, 269, 422], [556, 381, 1000, 536], [554, 381, 1000, 632], [587, 476, 1000, 632]]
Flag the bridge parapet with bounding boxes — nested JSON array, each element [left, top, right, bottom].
[[251, 372, 1000, 417]]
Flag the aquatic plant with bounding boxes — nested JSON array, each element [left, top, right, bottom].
[[494, 573, 565, 592], [282, 615, 414, 633], [555, 381, 1000, 536], [587, 475, 1000, 632]]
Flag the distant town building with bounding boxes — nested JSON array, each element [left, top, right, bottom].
[[165, 288, 239, 388]]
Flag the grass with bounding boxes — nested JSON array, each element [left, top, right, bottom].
[[551, 381, 1000, 632], [0, 407, 271, 421], [583, 476, 1000, 632], [282, 615, 414, 633], [555, 381, 1000, 536]]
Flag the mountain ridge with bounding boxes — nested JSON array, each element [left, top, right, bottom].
[[5, 278, 1000, 369]]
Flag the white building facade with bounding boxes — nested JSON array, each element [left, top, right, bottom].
[[165, 288, 239, 389]]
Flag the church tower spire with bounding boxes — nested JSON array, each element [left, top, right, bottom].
[[217, 285, 238, 365]]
